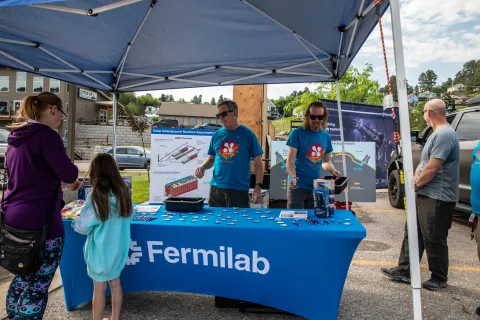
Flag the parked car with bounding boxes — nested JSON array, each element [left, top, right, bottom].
[[387, 106, 480, 214], [0, 128, 9, 169], [194, 123, 222, 130], [104, 146, 151, 170], [152, 119, 179, 128]]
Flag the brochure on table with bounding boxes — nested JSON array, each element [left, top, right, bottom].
[[269, 140, 376, 202], [150, 128, 214, 204]]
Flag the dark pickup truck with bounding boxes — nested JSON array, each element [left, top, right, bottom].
[[387, 106, 480, 213]]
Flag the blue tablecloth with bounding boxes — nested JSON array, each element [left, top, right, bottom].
[[60, 207, 365, 320]]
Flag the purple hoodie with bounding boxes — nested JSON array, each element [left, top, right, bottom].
[[2, 123, 78, 239]]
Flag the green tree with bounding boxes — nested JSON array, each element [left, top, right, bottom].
[[285, 64, 384, 115], [118, 92, 136, 106], [125, 110, 150, 181], [178, 98, 187, 104], [218, 95, 225, 103], [380, 75, 414, 101], [168, 94, 174, 102], [210, 97, 216, 105], [454, 60, 480, 94], [152, 116, 159, 122], [160, 94, 167, 102], [134, 93, 159, 116], [418, 70, 438, 92]]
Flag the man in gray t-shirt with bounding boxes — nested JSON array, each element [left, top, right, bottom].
[[382, 99, 460, 291]]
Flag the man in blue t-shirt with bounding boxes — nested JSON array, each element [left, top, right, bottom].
[[286, 101, 341, 209], [195, 100, 264, 208]]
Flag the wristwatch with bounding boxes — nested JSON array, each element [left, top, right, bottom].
[[255, 182, 263, 188]]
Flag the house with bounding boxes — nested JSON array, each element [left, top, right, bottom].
[[156, 102, 221, 128], [407, 93, 418, 106], [267, 100, 280, 119], [418, 91, 437, 101], [144, 105, 159, 122], [467, 94, 480, 107], [0, 67, 121, 127], [447, 83, 465, 93]]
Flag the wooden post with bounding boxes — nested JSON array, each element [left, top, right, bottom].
[[233, 84, 268, 173], [233, 84, 268, 151], [66, 84, 77, 161]]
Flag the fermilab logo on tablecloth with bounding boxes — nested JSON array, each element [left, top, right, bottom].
[[126, 240, 270, 275]]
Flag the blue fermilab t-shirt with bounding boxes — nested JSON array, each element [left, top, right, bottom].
[[471, 141, 480, 214], [208, 125, 263, 191], [286, 127, 333, 190]]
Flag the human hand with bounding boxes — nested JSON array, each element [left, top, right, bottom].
[[332, 169, 342, 181], [253, 187, 262, 204], [66, 180, 83, 191], [195, 166, 205, 179], [289, 177, 297, 189]]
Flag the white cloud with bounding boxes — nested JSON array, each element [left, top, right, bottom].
[[475, 25, 480, 31]]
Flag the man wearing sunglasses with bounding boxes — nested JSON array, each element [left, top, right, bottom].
[[195, 100, 264, 308], [195, 100, 264, 208], [286, 101, 341, 209]]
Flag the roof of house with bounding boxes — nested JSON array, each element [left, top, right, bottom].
[[467, 94, 480, 106], [156, 103, 217, 117]]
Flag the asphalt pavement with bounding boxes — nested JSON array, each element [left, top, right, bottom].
[[1, 192, 480, 320]]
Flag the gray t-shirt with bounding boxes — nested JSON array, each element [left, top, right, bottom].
[[417, 125, 459, 202]]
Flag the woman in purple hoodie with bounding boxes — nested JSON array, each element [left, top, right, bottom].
[[3, 92, 81, 319]]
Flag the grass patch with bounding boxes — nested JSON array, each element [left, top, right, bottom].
[[130, 172, 150, 204], [271, 119, 289, 133]]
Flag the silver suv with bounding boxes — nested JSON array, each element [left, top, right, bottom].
[[104, 146, 151, 170]]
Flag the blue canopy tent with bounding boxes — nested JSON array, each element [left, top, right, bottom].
[[0, 0, 422, 318]]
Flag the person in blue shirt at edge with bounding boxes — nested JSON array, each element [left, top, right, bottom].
[[195, 100, 264, 309], [470, 140, 480, 316], [286, 101, 341, 209]]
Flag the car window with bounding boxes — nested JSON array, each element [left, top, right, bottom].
[[127, 148, 139, 155], [446, 115, 455, 124], [456, 112, 480, 141], [117, 148, 127, 154], [0, 129, 8, 143]]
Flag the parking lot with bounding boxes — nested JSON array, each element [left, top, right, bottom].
[[1, 192, 479, 320]]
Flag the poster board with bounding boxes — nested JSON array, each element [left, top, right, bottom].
[[269, 140, 376, 202], [149, 128, 214, 204]]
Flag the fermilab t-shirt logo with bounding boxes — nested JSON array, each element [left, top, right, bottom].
[[306, 143, 324, 164], [218, 139, 239, 160]]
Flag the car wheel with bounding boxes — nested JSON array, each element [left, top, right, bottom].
[[145, 161, 150, 171], [388, 170, 405, 209]]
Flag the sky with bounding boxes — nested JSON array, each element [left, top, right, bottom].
[[137, 0, 480, 102]]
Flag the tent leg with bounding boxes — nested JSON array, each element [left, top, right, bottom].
[[112, 92, 118, 160], [335, 80, 348, 206], [390, 0, 422, 319]]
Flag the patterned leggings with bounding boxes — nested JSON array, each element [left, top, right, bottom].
[[6, 237, 64, 320]]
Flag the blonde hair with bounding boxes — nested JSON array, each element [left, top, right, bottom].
[[8, 92, 63, 129], [303, 101, 328, 130]]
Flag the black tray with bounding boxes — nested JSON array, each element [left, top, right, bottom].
[[164, 197, 205, 212], [321, 176, 349, 194]]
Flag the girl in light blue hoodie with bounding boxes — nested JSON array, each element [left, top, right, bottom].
[[72, 153, 132, 320]]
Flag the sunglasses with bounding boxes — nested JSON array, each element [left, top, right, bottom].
[[216, 110, 234, 119], [309, 115, 325, 120]]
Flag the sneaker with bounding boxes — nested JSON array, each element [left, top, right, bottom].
[[422, 278, 447, 291], [381, 267, 411, 283]]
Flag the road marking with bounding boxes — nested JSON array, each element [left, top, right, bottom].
[[351, 260, 480, 272]]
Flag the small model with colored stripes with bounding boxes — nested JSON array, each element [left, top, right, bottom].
[[165, 175, 198, 197]]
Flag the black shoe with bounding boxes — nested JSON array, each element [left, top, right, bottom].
[[381, 267, 411, 283], [476, 306, 480, 316], [422, 278, 447, 291]]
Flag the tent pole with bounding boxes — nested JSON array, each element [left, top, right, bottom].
[[389, 0, 422, 319], [112, 92, 118, 160], [335, 80, 348, 206]]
